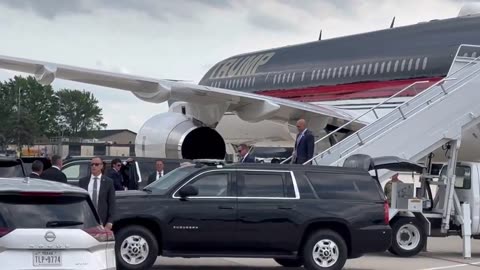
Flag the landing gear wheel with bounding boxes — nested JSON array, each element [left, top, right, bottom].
[[389, 217, 426, 257], [274, 258, 303, 267], [302, 230, 347, 270], [115, 225, 159, 270]]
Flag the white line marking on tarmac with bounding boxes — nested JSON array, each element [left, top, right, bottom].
[[419, 261, 480, 270]]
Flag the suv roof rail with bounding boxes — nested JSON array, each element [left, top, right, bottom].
[[192, 159, 226, 167]]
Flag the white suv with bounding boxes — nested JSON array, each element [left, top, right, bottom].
[[0, 177, 115, 270]]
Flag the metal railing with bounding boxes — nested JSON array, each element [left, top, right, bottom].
[[301, 44, 480, 165]]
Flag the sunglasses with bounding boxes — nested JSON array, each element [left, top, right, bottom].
[[90, 163, 102, 166]]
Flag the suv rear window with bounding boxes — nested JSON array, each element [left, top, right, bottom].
[[0, 194, 99, 229], [0, 160, 25, 177], [305, 172, 383, 201]]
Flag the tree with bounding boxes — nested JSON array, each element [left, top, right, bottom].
[[56, 89, 107, 136], [0, 76, 59, 147]]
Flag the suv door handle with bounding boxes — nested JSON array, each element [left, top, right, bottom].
[[277, 206, 293, 210], [218, 205, 234, 210]]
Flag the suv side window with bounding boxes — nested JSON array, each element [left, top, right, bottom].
[[63, 163, 89, 180], [239, 172, 295, 198], [189, 172, 230, 197]]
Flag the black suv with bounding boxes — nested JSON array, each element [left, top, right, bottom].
[[112, 158, 392, 270]]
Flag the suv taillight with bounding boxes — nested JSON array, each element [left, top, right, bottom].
[[83, 226, 114, 242], [384, 200, 390, 225], [0, 227, 12, 238]]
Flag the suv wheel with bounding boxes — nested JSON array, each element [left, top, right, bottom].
[[274, 258, 303, 267], [115, 225, 159, 270], [302, 230, 347, 270], [389, 217, 426, 257]]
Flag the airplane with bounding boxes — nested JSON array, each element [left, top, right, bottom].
[[1, 4, 480, 163]]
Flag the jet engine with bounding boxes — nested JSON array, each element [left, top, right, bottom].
[[134, 112, 226, 159]]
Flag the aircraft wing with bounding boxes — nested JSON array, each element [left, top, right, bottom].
[[0, 54, 365, 130]]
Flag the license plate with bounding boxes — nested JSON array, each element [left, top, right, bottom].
[[33, 250, 62, 266]]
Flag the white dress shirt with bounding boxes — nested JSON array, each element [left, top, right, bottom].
[[88, 174, 102, 206], [156, 170, 164, 181]]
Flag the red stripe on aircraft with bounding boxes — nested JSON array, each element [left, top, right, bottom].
[[258, 77, 444, 102]]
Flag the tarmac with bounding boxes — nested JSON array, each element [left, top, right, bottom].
[[152, 237, 480, 269]]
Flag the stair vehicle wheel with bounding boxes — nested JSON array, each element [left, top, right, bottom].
[[302, 229, 347, 270], [274, 258, 303, 267], [115, 225, 159, 270], [388, 217, 426, 257]]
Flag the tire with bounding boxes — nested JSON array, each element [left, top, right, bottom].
[[302, 230, 348, 270], [388, 217, 426, 257], [274, 258, 303, 267], [115, 225, 159, 270]]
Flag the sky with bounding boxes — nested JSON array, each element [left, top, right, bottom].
[[0, 0, 473, 133]]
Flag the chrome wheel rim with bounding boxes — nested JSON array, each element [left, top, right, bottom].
[[396, 224, 421, 251], [120, 235, 149, 265], [312, 239, 339, 268]]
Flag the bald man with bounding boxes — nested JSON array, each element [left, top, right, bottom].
[[292, 119, 315, 164]]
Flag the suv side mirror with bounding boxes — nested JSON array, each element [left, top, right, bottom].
[[178, 185, 199, 198]]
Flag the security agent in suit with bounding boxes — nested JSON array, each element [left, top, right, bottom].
[[237, 144, 255, 163], [40, 155, 67, 183], [29, 160, 43, 179], [106, 158, 125, 191], [147, 160, 164, 185], [79, 157, 116, 230], [292, 119, 315, 164]]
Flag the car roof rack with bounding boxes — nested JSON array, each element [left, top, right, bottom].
[[192, 159, 226, 167]]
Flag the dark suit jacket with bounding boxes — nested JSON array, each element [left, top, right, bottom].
[[106, 168, 124, 191], [79, 175, 116, 226], [147, 171, 163, 185], [40, 167, 67, 183], [29, 172, 41, 179], [293, 129, 315, 164], [240, 154, 255, 163]]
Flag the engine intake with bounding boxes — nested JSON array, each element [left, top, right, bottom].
[[135, 112, 226, 160]]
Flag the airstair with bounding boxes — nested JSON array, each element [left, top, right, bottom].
[[303, 44, 480, 168]]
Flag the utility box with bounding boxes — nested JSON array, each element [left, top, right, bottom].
[[392, 182, 415, 210]]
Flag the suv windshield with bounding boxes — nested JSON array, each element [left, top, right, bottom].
[[0, 194, 99, 229], [145, 165, 199, 194]]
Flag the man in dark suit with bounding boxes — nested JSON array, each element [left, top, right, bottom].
[[147, 160, 164, 185], [29, 160, 43, 178], [40, 155, 67, 183], [237, 144, 255, 163], [292, 119, 315, 164], [106, 158, 124, 191], [79, 157, 116, 230]]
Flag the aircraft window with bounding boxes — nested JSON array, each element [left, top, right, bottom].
[[356, 65, 360, 76], [338, 67, 342, 78], [367, 63, 372, 75], [386, 61, 392, 73], [287, 73, 291, 83], [380, 62, 385, 74], [301, 72, 305, 82], [344, 66, 349, 77], [394, 60, 399, 72], [401, 59, 406, 71], [321, 69, 325, 79], [350, 65, 354, 77], [422, 57, 428, 70], [408, 59, 413, 71], [415, 58, 420, 70], [327, 68, 331, 79], [292, 72, 296, 82], [311, 70, 316, 80], [373, 63, 378, 75]]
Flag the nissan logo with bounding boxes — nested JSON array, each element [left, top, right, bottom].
[[44, 231, 56, 242]]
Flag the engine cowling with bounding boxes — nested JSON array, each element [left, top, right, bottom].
[[135, 112, 226, 159]]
